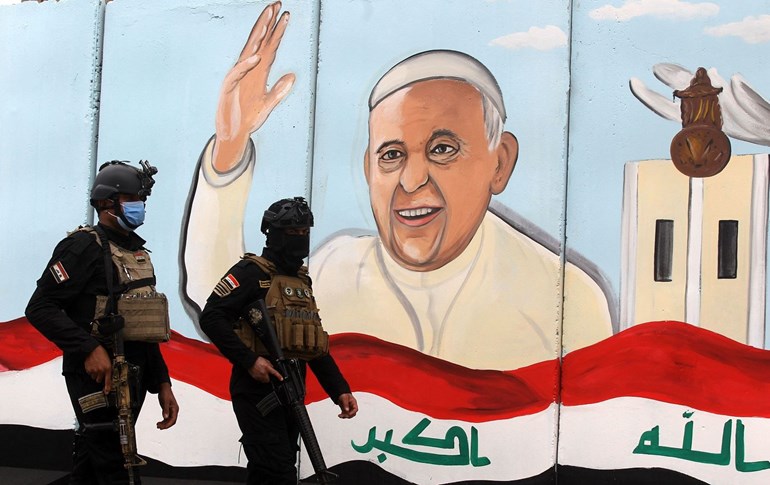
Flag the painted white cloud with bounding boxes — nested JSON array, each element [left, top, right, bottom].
[[489, 25, 568, 51], [705, 15, 770, 44], [590, 0, 719, 22]]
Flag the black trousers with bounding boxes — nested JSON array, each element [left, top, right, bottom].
[[231, 367, 300, 485], [65, 370, 147, 485]]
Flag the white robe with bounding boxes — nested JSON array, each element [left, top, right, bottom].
[[182, 136, 254, 316], [311, 213, 612, 370]]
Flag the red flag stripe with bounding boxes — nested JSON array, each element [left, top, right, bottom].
[[305, 333, 558, 421], [4, 318, 770, 419], [0, 317, 61, 371], [562, 320, 770, 417]]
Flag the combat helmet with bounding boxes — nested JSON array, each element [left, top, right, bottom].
[[261, 197, 314, 234], [90, 160, 157, 208]]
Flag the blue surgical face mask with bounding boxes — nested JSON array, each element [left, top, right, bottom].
[[117, 201, 146, 231]]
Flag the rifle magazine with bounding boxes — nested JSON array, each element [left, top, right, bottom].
[[78, 391, 110, 413]]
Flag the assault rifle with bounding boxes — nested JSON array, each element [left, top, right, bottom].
[[79, 224, 147, 485], [247, 299, 337, 484], [78, 315, 147, 485]]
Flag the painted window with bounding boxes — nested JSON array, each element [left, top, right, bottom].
[[718, 220, 739, 279], [654, 219, 674, 282]]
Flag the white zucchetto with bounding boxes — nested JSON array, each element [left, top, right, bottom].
[[368, 49, 506, 122]]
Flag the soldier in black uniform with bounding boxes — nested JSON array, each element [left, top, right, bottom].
[[25, 161, 179, 484], [199, 197, 358, 485]]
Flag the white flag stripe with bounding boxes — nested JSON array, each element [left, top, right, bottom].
[[559, 397, 770, 485], [0, 359, 245, 467], [135, 379, 243, 467], [0, 358, 73, 430], [303, 392, 557, 483]]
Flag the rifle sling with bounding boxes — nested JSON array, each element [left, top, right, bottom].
[[93, 226, 119, 315]]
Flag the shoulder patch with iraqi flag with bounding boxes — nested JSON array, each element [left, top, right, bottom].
[[214, 273, 240, 297], [49, 261, 70, 284]]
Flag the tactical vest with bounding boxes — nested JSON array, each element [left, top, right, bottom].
[[75, 226, 171, 343], [233, 254, 329, 360]]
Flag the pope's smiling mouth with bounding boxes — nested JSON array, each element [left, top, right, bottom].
[[394, 207, 443, 226]]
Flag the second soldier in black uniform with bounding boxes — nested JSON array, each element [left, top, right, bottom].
[[199, 197, 358, 485]]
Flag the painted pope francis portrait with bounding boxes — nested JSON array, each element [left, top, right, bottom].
[[181, 2, 614, 371]]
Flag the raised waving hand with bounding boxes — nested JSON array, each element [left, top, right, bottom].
[[213, 1, 296, 172]]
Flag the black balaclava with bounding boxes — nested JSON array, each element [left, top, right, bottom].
[[263, 227, 310, 274]]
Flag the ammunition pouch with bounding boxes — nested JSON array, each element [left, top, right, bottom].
[[235, 308, 328, 361], [94, 293, 170, 343], [237, 255, 329, 360]]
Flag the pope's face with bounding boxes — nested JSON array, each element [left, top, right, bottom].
[[365, 79, 517, 271]]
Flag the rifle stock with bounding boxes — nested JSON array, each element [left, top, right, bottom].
[[247, 299, 338, 484]]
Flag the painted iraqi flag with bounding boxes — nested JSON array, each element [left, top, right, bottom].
[[2, 318, 770, 484], [558, 320, 770, 485], [300, 334, 559, 483]]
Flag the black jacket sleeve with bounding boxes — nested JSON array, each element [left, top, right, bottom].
[[307, 272, 352, 403], [308, 353, 351, 404], [25, 233, 102, 356], [199, 260, 264, 370], [143, 343, 171, 393]]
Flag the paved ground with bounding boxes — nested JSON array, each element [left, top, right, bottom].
[[0, 467, 240, 485]]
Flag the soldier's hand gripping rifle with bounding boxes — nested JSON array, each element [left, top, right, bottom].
[[77, 316, 147, 485], [247, 299, 338, 484]]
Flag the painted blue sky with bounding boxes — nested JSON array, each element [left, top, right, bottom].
[[3, 0, 768, 340]]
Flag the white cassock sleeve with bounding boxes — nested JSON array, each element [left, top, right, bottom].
[[180, 136, 255, 323]]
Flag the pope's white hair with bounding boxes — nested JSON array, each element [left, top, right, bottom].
[[481, 94, 504, 150], [369, 50, 506, 150]]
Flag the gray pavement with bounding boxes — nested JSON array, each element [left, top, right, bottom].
[[0, 467, 241, 484]]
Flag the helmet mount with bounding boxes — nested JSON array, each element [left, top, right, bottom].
[[90, 160, 158, 209]]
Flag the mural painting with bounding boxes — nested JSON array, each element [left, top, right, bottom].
[[1, 0, 770, 484]]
